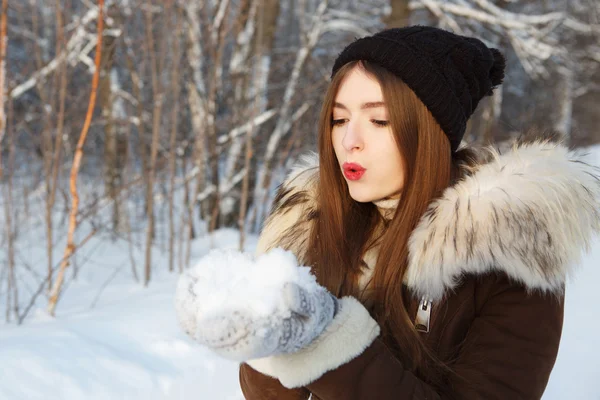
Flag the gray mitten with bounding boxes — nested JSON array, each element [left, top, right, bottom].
[[194, 281, 338, 361]]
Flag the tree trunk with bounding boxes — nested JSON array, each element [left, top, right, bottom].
[[555, 64, 574, 141], [184, 3, 209, 225], [99, 21, 120, 234], [0, 0, 6, 144], [206, 0, 232, 233], [167, 7, 182, 273], [384, 0, 411, 28], [143, 4, 163, 286], [48, 0, 104, 316], [252, 1, 327, 232], [224, 0, 280, 228]]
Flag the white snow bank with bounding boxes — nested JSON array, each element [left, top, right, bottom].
[[0, 230, 250, 400]]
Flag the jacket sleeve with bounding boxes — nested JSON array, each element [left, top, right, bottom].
[[240, 362, 311, 400], [303, 276, 564, 400]]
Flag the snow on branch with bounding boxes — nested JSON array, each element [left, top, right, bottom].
[[564, 17, 600, 35], [409, 0, 580, 77], [184, 2, 207, 98], [410, 1, 562, 30], [471, 0, 564, 26], [229, 0, 258, 74], [322, 19, 371, 37], [211, 0, 230, 45], [420, 0, 462, 33], [11, 3, 119, 99], [196, 168, 247, 203], [217, 109, 277, 146]]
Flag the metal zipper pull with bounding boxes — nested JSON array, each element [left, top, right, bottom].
[[415, 297, 432, 333]]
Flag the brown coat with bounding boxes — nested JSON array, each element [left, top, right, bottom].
[[239, 141, 599, 399]]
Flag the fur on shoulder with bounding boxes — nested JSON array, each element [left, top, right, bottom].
[[406, 140, 600, 300], [260, 142, 600, 300], [255, 152, 319, 262]]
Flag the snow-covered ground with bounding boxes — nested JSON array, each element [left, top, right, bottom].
[[1, 146, 599, 400], [0, 229, 251, 400]]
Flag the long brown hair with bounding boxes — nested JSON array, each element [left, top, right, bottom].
[[306, 60, 467, 383]]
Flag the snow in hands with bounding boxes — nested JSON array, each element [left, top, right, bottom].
[[175, 248, 337, 361]]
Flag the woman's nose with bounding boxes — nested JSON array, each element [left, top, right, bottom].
[[342, 121, 363, 152]]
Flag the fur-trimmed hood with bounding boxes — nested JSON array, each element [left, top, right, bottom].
[[262, 140, 600, 301]]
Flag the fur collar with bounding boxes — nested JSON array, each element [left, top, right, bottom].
[[267, 141, 600, 301]]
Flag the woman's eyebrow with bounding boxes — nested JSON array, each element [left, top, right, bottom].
[[334, 101, 386, 110]]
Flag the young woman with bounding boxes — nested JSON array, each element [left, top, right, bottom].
[[177, 26, 600, 399]]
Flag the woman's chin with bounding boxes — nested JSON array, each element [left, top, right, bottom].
[[347, 188, 378, 203]]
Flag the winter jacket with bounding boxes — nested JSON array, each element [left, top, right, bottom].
[[239, 140, 600, 400]]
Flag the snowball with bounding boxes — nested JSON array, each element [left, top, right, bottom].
[[176, 248, 318, 324]]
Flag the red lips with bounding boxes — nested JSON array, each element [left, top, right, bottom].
[[342, 162, 366, 181]]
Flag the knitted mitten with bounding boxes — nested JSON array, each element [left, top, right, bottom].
[[174, 251, 337, 361]]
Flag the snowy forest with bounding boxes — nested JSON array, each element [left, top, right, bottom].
[[0, 0, 599, 399]]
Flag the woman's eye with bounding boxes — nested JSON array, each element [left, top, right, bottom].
[[331, 119, 346, 127], [372, 119, 390, 127]]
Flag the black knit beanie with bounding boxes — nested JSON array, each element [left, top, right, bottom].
[[331, 26, 506, 153]]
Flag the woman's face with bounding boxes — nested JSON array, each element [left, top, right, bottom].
[[331, 65, 405, 203]]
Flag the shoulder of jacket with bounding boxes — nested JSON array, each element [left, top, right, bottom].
[[405, 139, 600, 300]]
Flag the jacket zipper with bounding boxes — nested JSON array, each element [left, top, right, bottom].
[[415, 296, 433, 333]]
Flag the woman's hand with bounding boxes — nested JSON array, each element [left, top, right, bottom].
[[174, 249, 338, 361]]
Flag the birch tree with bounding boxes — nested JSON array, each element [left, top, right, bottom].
[[48, 0, 105, 316], [0, 0, 6, 146], [100, 4, 126, 234]]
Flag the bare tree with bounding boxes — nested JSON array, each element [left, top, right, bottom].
[[167, 6, 183, 273], [45, 2, 69, 290], [2, 98, 17, 323], [252, 0, 329, 230], [48, 0, 104, 316], [0, 0, 6, 145], [142, 1, 166, 286], [100, 5, 126, 235]]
